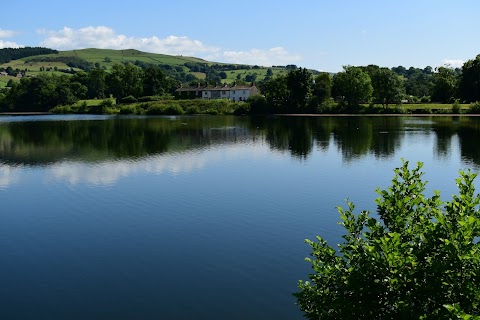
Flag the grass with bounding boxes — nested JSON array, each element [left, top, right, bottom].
[[0, 58, 82, 77], [399, 103, 470, 112], [223, 67, 289, 82], [21, 48, 207, 71], [191, 72, 206, 79], [74, 98, 116, 107], [0, 75, 16, 88]]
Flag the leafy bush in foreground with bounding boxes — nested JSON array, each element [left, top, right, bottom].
[[295, 161, 480, 319]]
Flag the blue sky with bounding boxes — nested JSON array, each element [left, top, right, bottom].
[[2, 0, 479, 72]]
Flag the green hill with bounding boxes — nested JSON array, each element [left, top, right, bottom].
[[0, 48, 317, 88], [29, 48, 208, 68]]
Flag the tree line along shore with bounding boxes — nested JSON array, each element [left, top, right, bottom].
[[1, 47, 480, 115]]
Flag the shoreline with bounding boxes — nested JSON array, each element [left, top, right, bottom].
[[0, 112, 477, 117], [0, 112, 52, 116], [275, 113, 477, 117]]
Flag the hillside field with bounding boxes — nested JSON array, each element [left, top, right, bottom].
[[0, 48, 294, 83]]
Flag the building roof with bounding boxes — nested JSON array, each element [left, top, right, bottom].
[[176, 83, 258, 92]]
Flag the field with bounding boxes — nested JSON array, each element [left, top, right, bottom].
[[0, 57, 82, 78], [223, 67, 289, 82], [0, 75, 20, 88], [22, 48, 208, 71], [0, 48, 293, 82]]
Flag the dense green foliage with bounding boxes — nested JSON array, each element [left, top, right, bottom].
[[333, 66, 373, 109], [370, 67, 405, 107], [432, 67, 458, 103], [257, 53, 480, 113], [0, 63, 177, 112], [0, 47, 58, 64], [459, 55, 480, 103], [295, 161, 480, 319], [50, 99, 245, 116]]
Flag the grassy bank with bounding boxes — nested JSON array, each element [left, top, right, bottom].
[[49, 98, 480, 116], [399, 103, 470, 113], [50, 98, 249, 115]]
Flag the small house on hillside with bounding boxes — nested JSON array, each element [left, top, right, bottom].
[[0, 72, 8, 77], [175, 82, 259, 102]]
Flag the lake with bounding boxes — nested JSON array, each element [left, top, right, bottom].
[[1, 114, 479, 320]]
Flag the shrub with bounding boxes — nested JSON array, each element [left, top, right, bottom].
[[119, 105, 137, 115], [145, 105, 165, 115], [295, 160, 480, 319], [138, 96, 162, 102], [50, 105, 72, 114], [420, 95, 431, 103], [467, 101, 480, 114], [316, 98, 336, 114], [121, 95, 138, 104], [99, 99, 114, 108], [89, 99, 114, 114], [76, 101, 89, 113], [145, 103, 184, 115], [233, 102, 250, 115], [164, 104, 184, 115], [451, 99, 461, 114], [247, 94, 269, 114], [185, 105, 200, 114]]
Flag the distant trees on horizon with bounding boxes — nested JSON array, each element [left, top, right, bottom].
[[254, 53, 480, 113], [0, 47, 58, 64]]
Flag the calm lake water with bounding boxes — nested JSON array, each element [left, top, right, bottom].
[[1, 114, 480, 320]]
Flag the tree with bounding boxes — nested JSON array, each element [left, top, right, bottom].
[[88, 68, 106, 99], [333, 66, 373, 108], [459, 54, 480, 103], [295, 161, 480, 319], [391, 66, 407, 77], [312, 72, 332, 102], [122, 63, 143, 98], [142, 65, 166, 96], [404, 67, 434, 98], [105, 63, 142, 101], [105, 64, 124, 101], [262, 75, 288, 111], [244, 73, 257, 82], [286, 67, 313, 112], [432, 66, 458, 103], [371, 67, 405, 107]]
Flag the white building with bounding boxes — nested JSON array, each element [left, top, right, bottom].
[[176, 83, 260, 102]]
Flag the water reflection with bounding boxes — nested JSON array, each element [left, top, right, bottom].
[[2, 115, 480, 186]]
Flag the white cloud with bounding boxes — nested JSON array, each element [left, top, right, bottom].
[[0, 29, 17, 38], [38, 26, 220, 56], [218, 47, 302, 66], [0, 40, 23, 49], [443, 59, 464, 68], [0, 29, 22, 48], [37, 26, 302, 66]]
